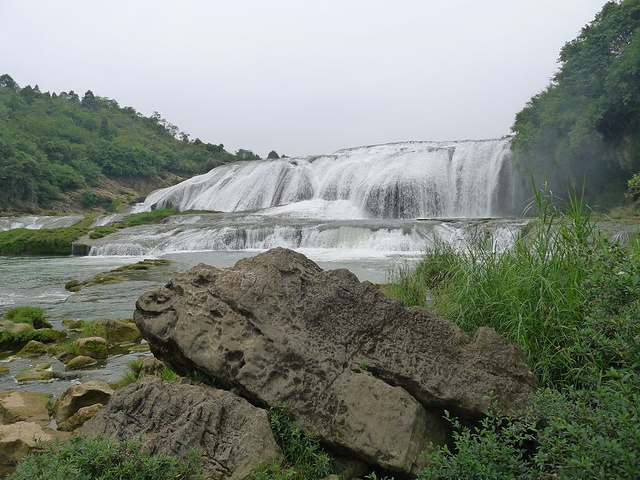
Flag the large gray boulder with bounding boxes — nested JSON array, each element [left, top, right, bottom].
[[80, 377, 283, 480], [134, 248, 536, 475]]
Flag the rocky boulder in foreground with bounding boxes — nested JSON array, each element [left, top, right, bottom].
[[134, 248, 537, 475]]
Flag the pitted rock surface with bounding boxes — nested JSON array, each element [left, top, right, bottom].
[[81, 377, 282, 480], [134, 248, 536, 474]]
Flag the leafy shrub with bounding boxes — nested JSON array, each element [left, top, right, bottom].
[[8, 435, 202, 479], [2, 306, 50, 328], [418, 371, 640, 479], [253, 406, 332, 480]]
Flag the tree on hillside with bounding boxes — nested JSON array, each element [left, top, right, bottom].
[[0, 74, 18, 89], [235, 149, 260, 160], [267, 150, 280, 159], [511, 0, 640, 206], [81, 90, 99, 110]]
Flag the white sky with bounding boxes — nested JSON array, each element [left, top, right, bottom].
[[1, 1, 606, 157]]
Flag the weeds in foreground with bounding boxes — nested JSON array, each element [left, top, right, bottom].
[[7, 435, 202, 480], [390, 185, 637, 387], [391, 184, 640, 478], [253, 406, 332, 480]]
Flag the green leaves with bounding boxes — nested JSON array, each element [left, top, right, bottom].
[[512, 0, 640, 206]]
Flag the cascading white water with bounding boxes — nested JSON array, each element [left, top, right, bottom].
[[137, 139, 515, 219], [0, 215, 84, 232], [87, 216, 527, 257]]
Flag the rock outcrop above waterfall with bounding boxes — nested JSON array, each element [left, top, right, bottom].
[[133, 248, 537, 475], [80, 377, 283, 480]]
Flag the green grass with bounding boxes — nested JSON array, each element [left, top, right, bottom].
[[8, 435, 202, 480], [0, 226, 88, 255], [88, 226, 118, 239], [2, 306, 51, 329], [115, 208, 175, 228], [0, 326, 66, 348], [390, 186, 624, 387]]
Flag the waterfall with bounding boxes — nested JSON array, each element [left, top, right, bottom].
[[137, 138, 516, 219]]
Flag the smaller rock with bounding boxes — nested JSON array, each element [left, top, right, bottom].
[[128, 343, 150, 353], [74, 336, 107, 359], [55, 380, 113, 430], [0, 365, 9, 375], [65, 355, 98, 370], [14, 363, 56, 383], [0, 321, 31, 335], [0, 390, 52, 426], [0, 421, 70, 473], [61, 319, 84, 330], [58, 403, 103, 431], [138, 356, 165, 378], [92, 318, 141, 343], [16, 340, 48, 357]]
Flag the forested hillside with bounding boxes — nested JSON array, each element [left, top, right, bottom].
[[0, 75, 258, 213], [512, 0, 640, 208]]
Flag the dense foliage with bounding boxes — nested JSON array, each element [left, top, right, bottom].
[[512, 0, 640, 207], [8, 436, 202, 480], [0, 75, 260, 211], [390, 187, 640, 478]]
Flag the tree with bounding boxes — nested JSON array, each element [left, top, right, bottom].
[[511, 0, 640, 206], [235, 149, 260, 160], [267, 150, 280, 159], [0, 74, 18, 89], [81, 90, 98, 110]]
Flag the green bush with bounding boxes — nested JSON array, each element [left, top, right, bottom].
[[8, 435, 202, 480], [418, 370, 640, 479], [2, 306, 51, 328], [253, 407, 332, 480]]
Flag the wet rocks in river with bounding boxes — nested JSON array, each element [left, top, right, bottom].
[[134, 247, 537, 476], [73, 336, 108, 359], [15, 340, 48, 358], [14, 363, 57, 383], [65, 355, 99, 371]]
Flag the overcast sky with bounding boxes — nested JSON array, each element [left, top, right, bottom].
[[1, 1, 606, 157]]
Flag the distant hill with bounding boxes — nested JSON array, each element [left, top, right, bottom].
[[0, 75, 261, 213]]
